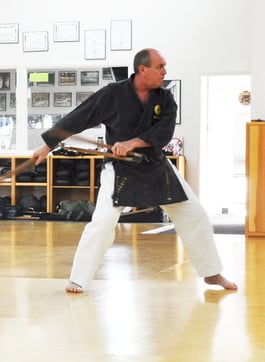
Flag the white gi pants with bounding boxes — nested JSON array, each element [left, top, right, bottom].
[[69, 161, 223, 291]]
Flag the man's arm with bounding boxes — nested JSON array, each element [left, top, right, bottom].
[[111, 137, 151, 157], [32, 144, 51, 165]]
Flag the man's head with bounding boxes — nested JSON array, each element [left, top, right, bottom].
[[133, 48, 167, 88]]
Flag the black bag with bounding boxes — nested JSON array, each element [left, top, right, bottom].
[[18, 194, 41, 213], [56, 200, 95, 221]]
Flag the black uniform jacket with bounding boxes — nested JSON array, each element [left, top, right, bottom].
[[42, 75, 187, 207]]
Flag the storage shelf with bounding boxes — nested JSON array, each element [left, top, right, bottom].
[[16, 182, 47, 186], [52, 186, 91, 189], [0, 154, 186, 214]]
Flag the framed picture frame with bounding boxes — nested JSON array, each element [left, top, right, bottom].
[[163, 79, 181, 124], [23, 31, 49, 52], [0, 23, 19, 44], [37, 72, 55, 87], [31, 93, 50, 107], [28, 114, 42, 129], [0, 93, 6, 111], [102, 67, 113, 80], [81, 71, 99, 86], [53, 22, 80, 42], [54, 92, 72, 107], [110, 20, 132, 50], [58, 71, 77, 86], [28, 71, 55, 87], [0, 72, 10, 90], [76, 92, 94, 106], [10, 93, 16, 108], [84, 29, 106, 60], [3, 114, 16, 129]]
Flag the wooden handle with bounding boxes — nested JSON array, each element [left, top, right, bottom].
[[62, 146, 143, 163], [50, 127, 143, 159], [0, 157, 37, 180]]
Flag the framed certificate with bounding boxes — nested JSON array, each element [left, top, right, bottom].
[[0, 23, 19, 44], [23, 31, 49, 52], [110, 20, 132, 50], [85, 29, 106, 60], [53, 22, 80, 42]]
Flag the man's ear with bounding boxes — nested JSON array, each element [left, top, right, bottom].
[[138, 64, 146, 75]]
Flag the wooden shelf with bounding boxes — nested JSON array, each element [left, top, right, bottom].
[[0, 154, 186, 214], [0, 155, 48, 208]]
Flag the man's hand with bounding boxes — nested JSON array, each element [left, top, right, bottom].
[[111, 141, 134, 156], [111, 137, 150, 157], [32, 144, 51, 165]]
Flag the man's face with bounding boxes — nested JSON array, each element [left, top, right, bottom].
[[143, 50, 167, 89]]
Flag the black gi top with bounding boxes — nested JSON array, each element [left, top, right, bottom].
[[42, 74, 187, 207]]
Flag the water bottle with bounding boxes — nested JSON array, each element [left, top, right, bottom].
[[96, 136, 105, 152]]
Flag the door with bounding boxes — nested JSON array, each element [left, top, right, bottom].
[[200, 75, 251, 217]]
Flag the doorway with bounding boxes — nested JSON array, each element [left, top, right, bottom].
[[200, 75, 251, 219]]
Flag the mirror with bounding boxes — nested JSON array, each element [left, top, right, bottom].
[[0, 69, 16, 150]]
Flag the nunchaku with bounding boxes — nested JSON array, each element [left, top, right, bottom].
[[0, 128, 148, 180]]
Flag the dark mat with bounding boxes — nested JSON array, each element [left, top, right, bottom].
[[212, 223, 245, 234], [160, 224, 245, 235]]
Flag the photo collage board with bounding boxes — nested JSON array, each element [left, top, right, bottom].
[[27, 67, 128, 130]]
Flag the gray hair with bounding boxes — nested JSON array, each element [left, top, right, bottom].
[[133, 49, 151, 73]]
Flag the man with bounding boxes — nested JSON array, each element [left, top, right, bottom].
[[33, 48, 238, 293]]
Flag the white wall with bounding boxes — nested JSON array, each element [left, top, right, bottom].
[[250, 0, 265, 120], [0, 0, 251, 193]]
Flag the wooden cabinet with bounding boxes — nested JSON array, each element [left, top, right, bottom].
[[0, 154, 186, 214], [246, 122, 265, 236]]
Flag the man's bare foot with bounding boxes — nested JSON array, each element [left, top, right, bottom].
[[204, 274, 238, 290], [65, 281, 83, 293]]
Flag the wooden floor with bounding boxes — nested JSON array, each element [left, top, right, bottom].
[[0, 220, 265, 362]]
